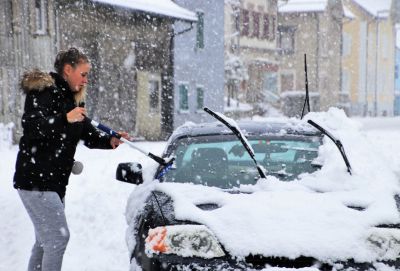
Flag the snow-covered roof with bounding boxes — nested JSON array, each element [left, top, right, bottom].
[[343, 6, 356, 19], [351, 0, 392, 18], [279, 0, 328, 13], [92, 0, 197, 22]]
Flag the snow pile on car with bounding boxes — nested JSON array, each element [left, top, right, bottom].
[[125, 108, 400, 264]]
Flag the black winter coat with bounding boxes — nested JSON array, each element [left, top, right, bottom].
[[13, 70, 112, 199]]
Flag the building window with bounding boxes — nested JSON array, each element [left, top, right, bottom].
[[241, 9, 249, 36], [233, 8, 240, 33], [252, 12, 260, 38], [341, 70, 350, 94], [196, 11, 204, 49], [179, 84, 189, 111], [382, 34, 389, 59], [278, 26, 295, 54], [149, 80, 160, 112], [262, 15, 270, 40], [230, 9, 241, 53], [263, 72, 279, 103], [35, 0, 47, 34], [270, 16, 276, 41], [196, 87, 204, 110], [280, 73, 295, 92], [342, 32, 352, 57]]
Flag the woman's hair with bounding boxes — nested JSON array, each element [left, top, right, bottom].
[[54, 47, 89, 105], [54, 47, 89, 74]]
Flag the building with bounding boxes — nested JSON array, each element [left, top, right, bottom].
[[391, 0, 399, 115], [278, 0, 344, 117], [0, 0, 196, 141], [224, 0, 280, 117], [343, 0, 397, 116], [341, 3, 364, 116], [0, 0, 58, 137], [395, 46, 400, 115], [172, 0, 225, 128]]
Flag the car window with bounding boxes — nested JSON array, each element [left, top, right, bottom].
[[161, 135, 321, 188]]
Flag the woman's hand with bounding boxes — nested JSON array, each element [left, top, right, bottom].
[[110, 131, 130, 149], [67, 107, 87, 123]]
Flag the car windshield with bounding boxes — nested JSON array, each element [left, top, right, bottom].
[[160, 134, 322, 188]]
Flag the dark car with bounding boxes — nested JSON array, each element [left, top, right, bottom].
[[117, 112, 400, 271]]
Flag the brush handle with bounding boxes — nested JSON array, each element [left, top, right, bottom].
[[87, 118, 121, 139]]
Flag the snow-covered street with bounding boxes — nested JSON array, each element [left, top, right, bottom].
[[0, 138, 165, 271], [1, 117, 400, 271]]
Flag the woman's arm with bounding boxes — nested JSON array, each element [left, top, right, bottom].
[[80, 118, 113, 149]]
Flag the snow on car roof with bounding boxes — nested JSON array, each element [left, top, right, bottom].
[[172, 118, 322, 139], [126, 108, 400, 263]]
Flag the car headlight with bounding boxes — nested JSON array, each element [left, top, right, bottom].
[[145, 225, 225, 259], [366, 227, 400, 260]]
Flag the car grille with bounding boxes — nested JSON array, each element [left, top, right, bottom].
[[244, 255, 332, 270]]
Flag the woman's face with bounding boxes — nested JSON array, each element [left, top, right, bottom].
[[63, 62, 91, 92]]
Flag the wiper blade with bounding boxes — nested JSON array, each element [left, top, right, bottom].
[[204, 107, 267, 179], [307, 120, 352, 175]]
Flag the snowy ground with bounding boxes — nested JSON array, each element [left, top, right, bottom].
[[0, 137, 165, 271], [1, 116, 400, 271]]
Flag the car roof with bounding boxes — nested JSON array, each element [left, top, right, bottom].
[[170, 120, 322, 141]]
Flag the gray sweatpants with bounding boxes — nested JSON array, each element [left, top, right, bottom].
[[18, 190, 70, 271]]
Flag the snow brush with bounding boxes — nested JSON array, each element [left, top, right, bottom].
[[86, 117, 174, 167]]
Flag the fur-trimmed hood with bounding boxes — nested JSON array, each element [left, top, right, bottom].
[[20, 69, 55, 93]]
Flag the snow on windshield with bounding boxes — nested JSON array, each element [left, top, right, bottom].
[[126, 108, 400, 263]]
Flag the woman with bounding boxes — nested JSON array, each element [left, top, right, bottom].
[[13, 47, 128, 271]]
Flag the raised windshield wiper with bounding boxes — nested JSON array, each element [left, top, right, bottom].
[[204, 107, 267, 179], [307, 120, 352, 175]]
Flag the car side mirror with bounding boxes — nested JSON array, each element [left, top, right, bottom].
[[116, 162, 143, 185]]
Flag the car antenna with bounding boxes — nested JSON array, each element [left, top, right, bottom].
[[307, 120, 352, 175], [204, 107, 267, 179], [300, 53, 310, 119]]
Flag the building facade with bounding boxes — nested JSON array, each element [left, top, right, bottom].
[[173, 0, 225, 128], [278, 0, 344, 117], [0, 0, 196, 141], [395, 46, 400, 115], [224, 0, 279, 116], [343, 0, 397, 116], [0, 0, 58, 139]]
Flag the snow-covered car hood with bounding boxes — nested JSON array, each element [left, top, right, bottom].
[[154, 180, 400, 263], [125, 108, 400, 264]]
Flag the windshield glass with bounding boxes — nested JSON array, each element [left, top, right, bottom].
[[160, 134, 321, 188]]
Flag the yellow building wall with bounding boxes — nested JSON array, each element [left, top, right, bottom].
[[342, 18, 361, 104], [365, 20, 395, 115], [343, 0, 396, 116], [376, 19, 395, 114]]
